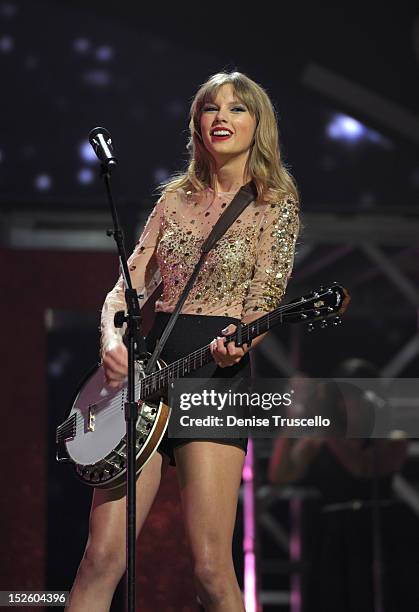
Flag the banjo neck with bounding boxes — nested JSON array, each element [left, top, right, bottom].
[[140, 283, 349, 400]]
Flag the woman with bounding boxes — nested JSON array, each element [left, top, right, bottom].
[[268, 361, 408, 612], [67, 71, 300, 611]]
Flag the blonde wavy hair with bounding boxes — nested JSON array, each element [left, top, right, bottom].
[[161, 71, 299, 204]]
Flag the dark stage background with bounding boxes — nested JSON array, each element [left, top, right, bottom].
[[1, 2, 419, 610]]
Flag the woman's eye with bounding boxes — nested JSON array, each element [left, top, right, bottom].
[[202, 105, 246, 112]]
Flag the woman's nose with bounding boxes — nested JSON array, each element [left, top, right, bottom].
[[214, 107, 227, 122]]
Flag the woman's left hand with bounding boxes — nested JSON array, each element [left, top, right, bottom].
[[210, 323, 250, 368]]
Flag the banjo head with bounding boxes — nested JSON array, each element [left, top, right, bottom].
[[63, 359, 165, 468]]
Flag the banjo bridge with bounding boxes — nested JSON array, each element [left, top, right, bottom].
[[88, 405, 96, 432]]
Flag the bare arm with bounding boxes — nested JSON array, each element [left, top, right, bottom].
[[268, 437, 323, 486], [326, 438, 408, 478], [101, 195, 164, 387]]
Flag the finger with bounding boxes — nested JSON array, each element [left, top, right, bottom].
[[103, 345, 126, 363], [228, 342, 245, 358], [103, 355, 128, 376], [104, 354, 127, 370], [104, 366, 127, 381], [103, 361, 127, 378], [216, 337, 227, 354], [104, 369, 126, 384], [210, 340, 222, 366], [108, 350, 128, 367], [220, 357, 240, 367], [226, 342, 240, 356], [104, 368, 124, 383], [107, 379, 124, 389], [227, 352, 242, 364], [221, 323, 236, 336]]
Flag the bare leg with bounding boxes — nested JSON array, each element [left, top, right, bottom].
[[175, 441, 246, 612], [66, 451, 170, 611]]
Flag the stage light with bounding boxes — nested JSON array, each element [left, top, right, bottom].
[[83, 69, 111, 87], [153, 167, 170, 183], [34, 173, 52, 191], [0, 3, 18, 18], [95, 45, 113, 62], [0, 34, 13, 52], [243, 439, 257, 612], [73, 37, 91, 53], [77, 168, 94, 185], [48, 351, 71, 378], [326, 113, 390, 147], [327, 114, 365, 141], [79, 140, 98, 164]]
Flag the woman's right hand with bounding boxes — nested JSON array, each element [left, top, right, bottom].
[[102, 343, 128, 389]]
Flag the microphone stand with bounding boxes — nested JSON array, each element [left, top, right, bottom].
[[371, 441, 384, 612], [368, 390, 390, 612], [100, 162, 148, 612]]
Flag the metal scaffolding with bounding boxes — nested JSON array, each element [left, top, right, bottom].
[[245, 210, 419, 609]]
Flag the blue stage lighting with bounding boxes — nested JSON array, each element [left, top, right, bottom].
[[77, 168, 94, 185], [79, 140, 98, 164], [35, 173, 52, 191]]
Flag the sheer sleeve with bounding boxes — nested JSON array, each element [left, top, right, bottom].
[[100, 194, 165, 355], [241, 193, 300, 319]]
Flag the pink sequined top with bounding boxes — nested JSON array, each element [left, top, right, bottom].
[[101, 187, 299, 353]]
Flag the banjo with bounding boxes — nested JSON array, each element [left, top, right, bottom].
[[56, 283, 350, 489]]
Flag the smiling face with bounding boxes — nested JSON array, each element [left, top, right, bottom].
[[199, 83, 257, 167]]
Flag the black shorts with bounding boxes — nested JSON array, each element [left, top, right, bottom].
[[145, 312, 250, 466]]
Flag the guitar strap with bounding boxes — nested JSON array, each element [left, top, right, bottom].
[[144, 181, 258, 375]]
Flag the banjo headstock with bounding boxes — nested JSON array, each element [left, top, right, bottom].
[[281, 283, 350, 330]]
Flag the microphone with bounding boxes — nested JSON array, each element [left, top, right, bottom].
[[88, 126, 117, 171]]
